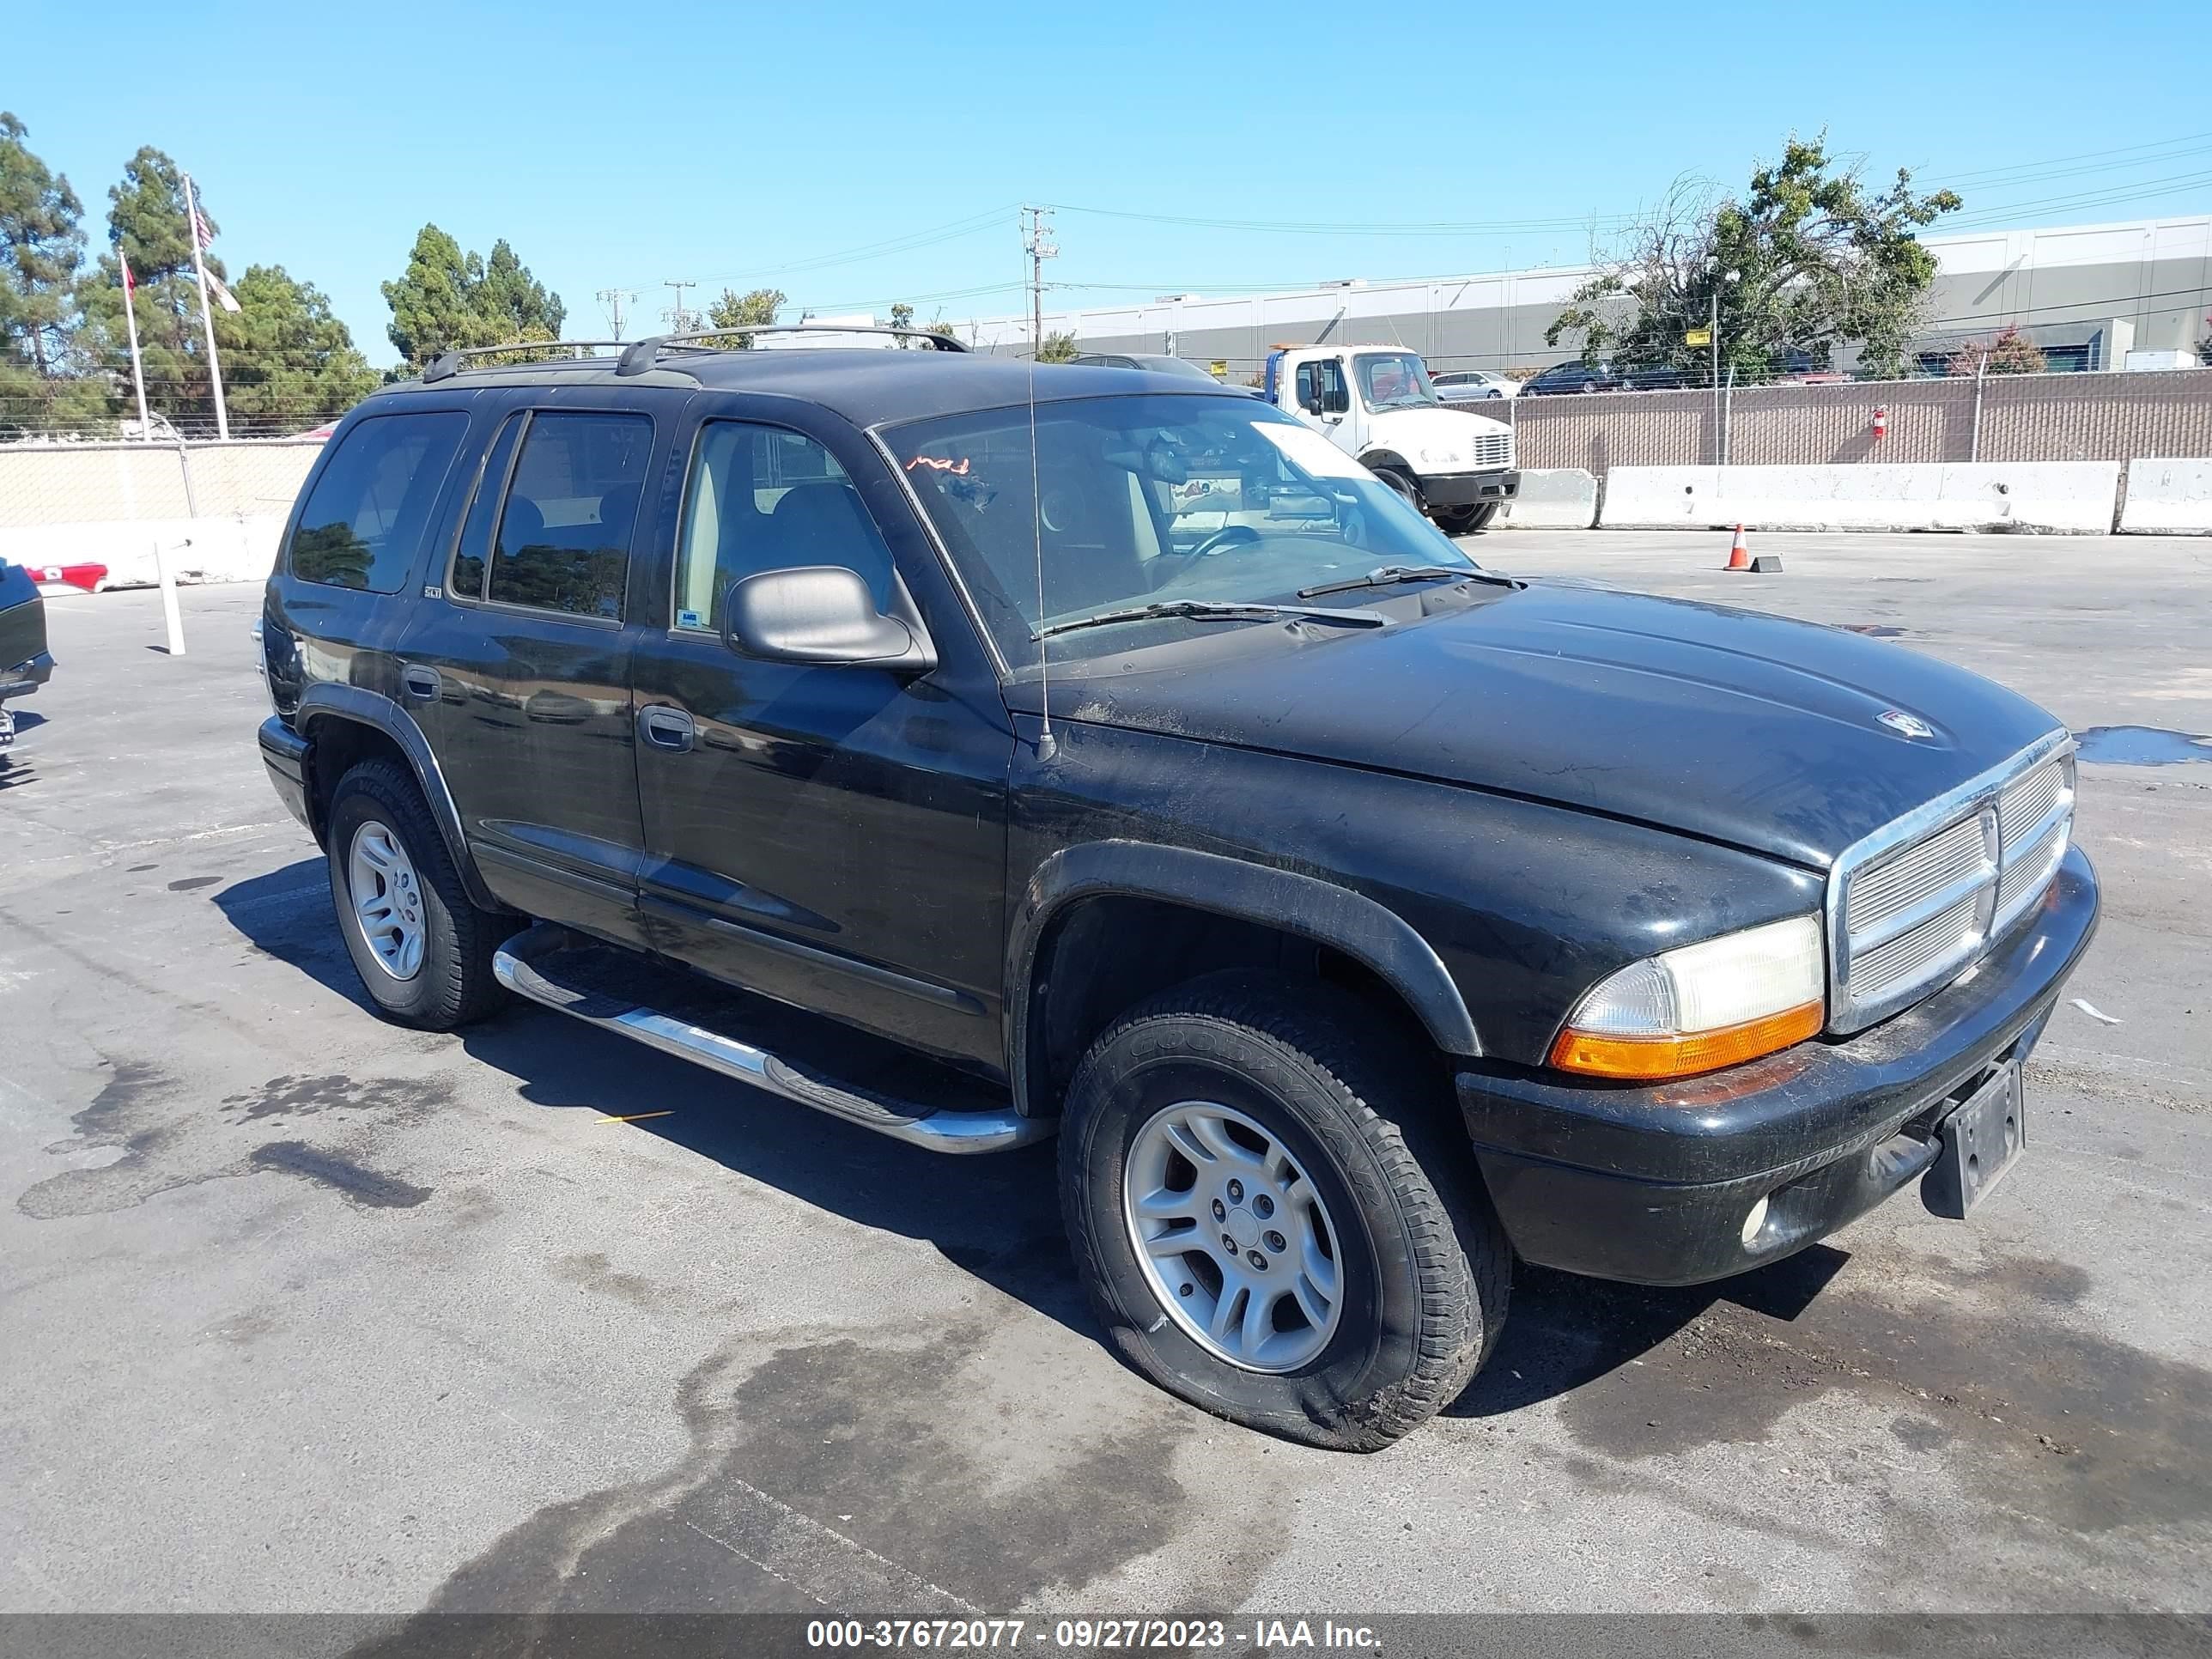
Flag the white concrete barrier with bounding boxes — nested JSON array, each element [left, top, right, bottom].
[[1599, 464, 2121, 534], [0, 514, 283, 588], [1500, 469, 1599, 528], [2118, 459, 2212, 534]]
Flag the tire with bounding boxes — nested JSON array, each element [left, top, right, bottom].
[[1059, 971, 1510, 1451], [1373, 467, 1424, 514], [326, 758, 508, 1030], [1430, 502, 1498, 535]]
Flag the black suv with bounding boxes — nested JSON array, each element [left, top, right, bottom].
[[257, 329, 2098, 1450]]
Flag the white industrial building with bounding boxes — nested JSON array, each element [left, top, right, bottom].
[[951, 215, 2212, 376]]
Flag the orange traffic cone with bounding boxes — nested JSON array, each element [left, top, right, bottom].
[[1724, 525, 1751, 571]]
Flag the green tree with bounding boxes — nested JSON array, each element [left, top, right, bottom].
[[1946, 325, 2045, 378], [477, 239, 564, 340], [381, 224, 565, 370], [1036, 330, 1079, 362], [698, 285, 784, 348], [216, 264, 380, 431], [0, 112, 108, 434], [1546, 136, 1962, 382], [73, 146, 231, 429]]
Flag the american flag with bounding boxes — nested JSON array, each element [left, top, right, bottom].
[[119, 248, 135, 295], [186, 185, 241, 312]]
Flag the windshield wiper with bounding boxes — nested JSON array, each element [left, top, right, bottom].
[[1297, 564, 1516, 599], [1033, 599, 1387, 641]]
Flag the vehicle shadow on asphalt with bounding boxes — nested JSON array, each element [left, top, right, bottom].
[[212, 860, 1096, 1341], [1447, 1246, 1850, 1419], [215, 858, 1855, 1413]]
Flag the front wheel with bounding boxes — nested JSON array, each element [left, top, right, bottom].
[[1059, 973, 1510, 1451], [1373, 467, 1424, 514], [1430, 502, 1499, 535]]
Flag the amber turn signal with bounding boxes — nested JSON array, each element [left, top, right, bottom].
[[1549, 999, 1826, 1080]]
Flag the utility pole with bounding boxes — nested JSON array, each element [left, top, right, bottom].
[[662, 279, 698, 334], [1021, 206, 1057, 358], [598, 287, 639, 340]]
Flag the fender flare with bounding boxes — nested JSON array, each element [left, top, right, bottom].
[[1007, 841, 1481, 1115], [295, 682, 501, 912]]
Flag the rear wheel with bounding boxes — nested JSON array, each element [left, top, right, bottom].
[[326, 759, 508, 1030], [1059, 972, 1510, 1451]]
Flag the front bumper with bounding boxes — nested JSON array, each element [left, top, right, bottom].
[[1455, 845, 2100, 1285], [1, 649, 54, 701], [1419, 467, 1521, 508]]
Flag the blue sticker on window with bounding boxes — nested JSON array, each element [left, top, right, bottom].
[[678, 609, 702, 629]]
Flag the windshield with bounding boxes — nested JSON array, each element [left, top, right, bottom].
[[1354, 352, 1440, 411], [885, 393, 1480, 664]]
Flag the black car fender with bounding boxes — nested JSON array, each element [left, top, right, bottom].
[[1007, 840, 1481, 1115], [294, 682, 501, 912]]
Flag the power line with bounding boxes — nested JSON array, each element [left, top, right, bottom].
[[661, 279, 698, 333], [596, 287, 639, 340]]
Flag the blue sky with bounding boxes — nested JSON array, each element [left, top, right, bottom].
[[15, 0, 2212, 367]]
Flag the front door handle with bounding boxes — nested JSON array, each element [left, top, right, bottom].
[[638, 705, 696, 753], [400, 665, 441, 700]]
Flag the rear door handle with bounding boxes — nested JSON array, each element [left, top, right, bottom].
[[400, 665, 441, 700], [638, 705, 695, 753]]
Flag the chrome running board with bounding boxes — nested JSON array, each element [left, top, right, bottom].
[[493, 923, 1051, 1155]]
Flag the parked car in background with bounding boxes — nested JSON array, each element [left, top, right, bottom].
[[1073, 353, 1266, 396], [1516, 361, 1615, 396], [1431, 370, 1519, 403], [0, 560, 54, 754]]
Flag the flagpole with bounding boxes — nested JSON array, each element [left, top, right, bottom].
[[119, 252, 151, 438], [181, 170, 229, 441]]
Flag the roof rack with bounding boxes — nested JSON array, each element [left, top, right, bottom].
[[614, 323, 969, 377], [420, 340, 631, 385]]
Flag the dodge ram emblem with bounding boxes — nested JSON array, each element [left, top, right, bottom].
[[1878, 709, 1936, 739]]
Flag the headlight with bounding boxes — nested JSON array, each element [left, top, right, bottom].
[[1417, 446, 1461, 465], [1549, 915, 1826, 1079]]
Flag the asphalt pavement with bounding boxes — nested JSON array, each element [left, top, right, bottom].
[[1, 532, 2207, 1634]]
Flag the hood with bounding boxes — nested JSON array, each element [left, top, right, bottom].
[[1018, 582, 2063, 869], [1365, 405, 1511, 453]]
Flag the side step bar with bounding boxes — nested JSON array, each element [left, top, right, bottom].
[[493, 924, 1053, 1155]]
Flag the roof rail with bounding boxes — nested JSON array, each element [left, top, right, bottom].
[[420, 340, 631, 385], [614, 323, 969, 377]]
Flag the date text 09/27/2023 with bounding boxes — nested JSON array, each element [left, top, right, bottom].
[[805, 1618, 1381, 1650]]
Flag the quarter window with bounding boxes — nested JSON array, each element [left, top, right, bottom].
[[447, 412, 526, 603], [289, 411, 468, 592], [672, 422, 896, 632], [484, 411, 653, 619]]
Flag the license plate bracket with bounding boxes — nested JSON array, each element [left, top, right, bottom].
[[1923, 1061, 2024, 1219]]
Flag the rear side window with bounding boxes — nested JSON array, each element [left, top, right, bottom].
[[289, 412, 468, 592], [484, 411, 653, 619]]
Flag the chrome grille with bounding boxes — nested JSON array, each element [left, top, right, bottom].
[[1827, 734, 2075, 1032], [1850, 891, 1983, 996], [1845, 814, 1993, 939], [1469, 430, 1513, 469]]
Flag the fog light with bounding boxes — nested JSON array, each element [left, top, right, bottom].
[[1741, 1195, 1771, 1248]]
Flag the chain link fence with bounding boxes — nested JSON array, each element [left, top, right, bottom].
[[1503, 366, 2212, 473]]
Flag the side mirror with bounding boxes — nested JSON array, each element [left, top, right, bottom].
[[721, 565, 937, 672], [1300, 390, 1324, 416], [1322, 384, 1350, 415]]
